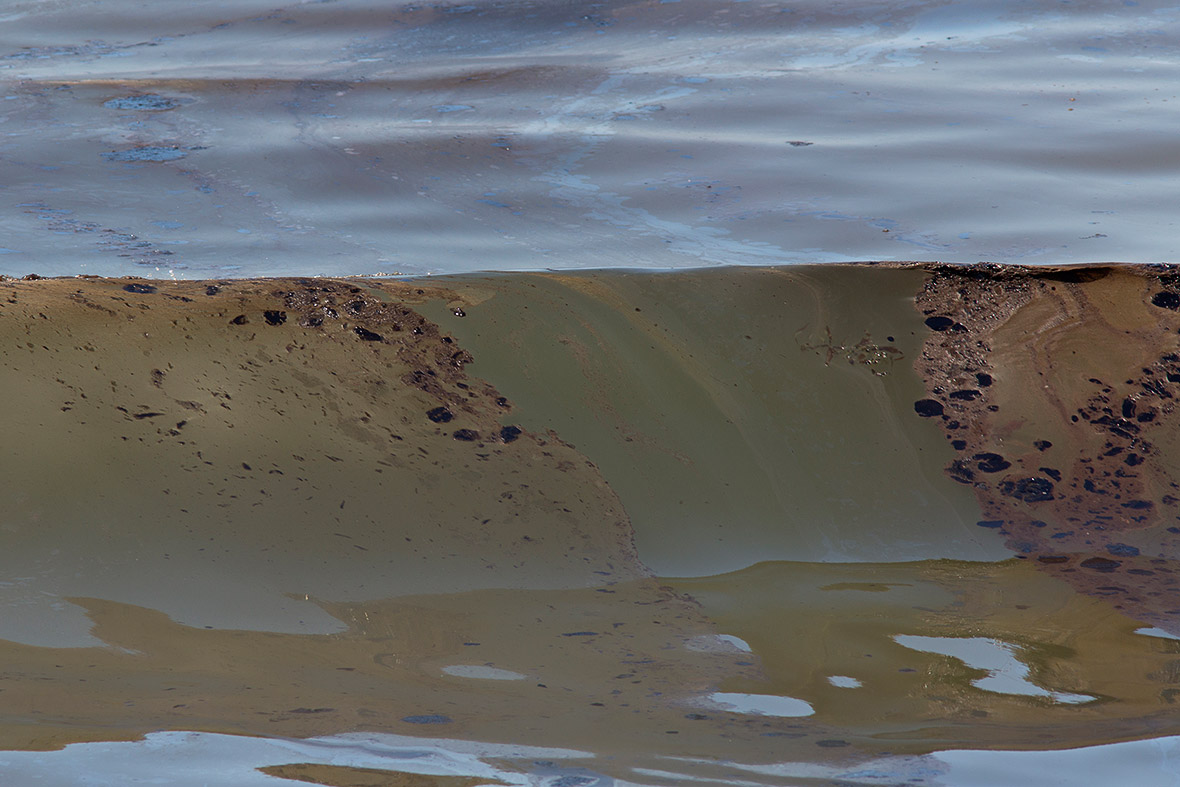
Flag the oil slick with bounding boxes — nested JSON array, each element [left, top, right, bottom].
[[2, 264, 1180, 783]]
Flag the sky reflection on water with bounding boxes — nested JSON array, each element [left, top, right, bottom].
[[1, 0, 1178, 278]]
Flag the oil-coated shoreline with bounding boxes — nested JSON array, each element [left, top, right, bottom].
[[3, 262, 1180, 784]]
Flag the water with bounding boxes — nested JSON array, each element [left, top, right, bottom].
[[2, 0, 1179, 278], [4, 2, 1180, 786]]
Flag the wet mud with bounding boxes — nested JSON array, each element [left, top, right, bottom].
[[912, 263, 1180, 633]]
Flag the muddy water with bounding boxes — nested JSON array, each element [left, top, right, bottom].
[[4, 266, 1180, 785], [3, 0, 1180, 279]]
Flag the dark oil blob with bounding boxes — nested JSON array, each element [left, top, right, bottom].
[[1000, 476, 1054, 502], [263, 310, 286, 326], [973, 453, 1011, 473], [122, 283, 157, 294], [1151, 291, 1180, 310], [1107, 543, 1141, 557], [1122, 397, 1137, 419], [976, 372, 993, 387], [949, 389, 981, 401], [924, 316, 955, 331], [353, 326, 384, 341], [229, 314, 248, 325], [976, 520, 1004, 528], [1034, 440, 1052, 451], [426, 407, 454, 423], [914, 399, 944, 417], [453, 429, 480, 441], [1080, 557, 1121, 572], [947, 459, 975, 483], [500, 425, 522, 442]]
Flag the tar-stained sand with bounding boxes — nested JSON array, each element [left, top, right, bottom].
[[3, 265, 1180, 781], [912, 264, 1180, 632]]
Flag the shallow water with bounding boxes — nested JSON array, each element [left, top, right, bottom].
[[2, 0, 1180, 278], [4, 267, 1180, 785]]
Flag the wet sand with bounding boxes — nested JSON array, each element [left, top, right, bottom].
[[3, 264, 1180, 783]]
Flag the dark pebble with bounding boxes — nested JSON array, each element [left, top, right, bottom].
[[914, 399, 944, 417], [1080, 557, 1121, 572], [1107, 543, 1141, 557], [952, 439, 967, 450], [500, 425, 522, 443], [353, 326, 383, 341], [401, 714, 452, 725], [976, 372, 993, 387], [1152, 291, 1180, 310], [949, 389, 981, 401], [205, 285, 220, 296], [924, 316, 955, 331], [426, 406, 454, 423], [230, 314, 248, 325], [453, 429, 479, 441], [263, 310, 286, 326], [1000, 476, 1055, 502], [123, 283, 157, 294]]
